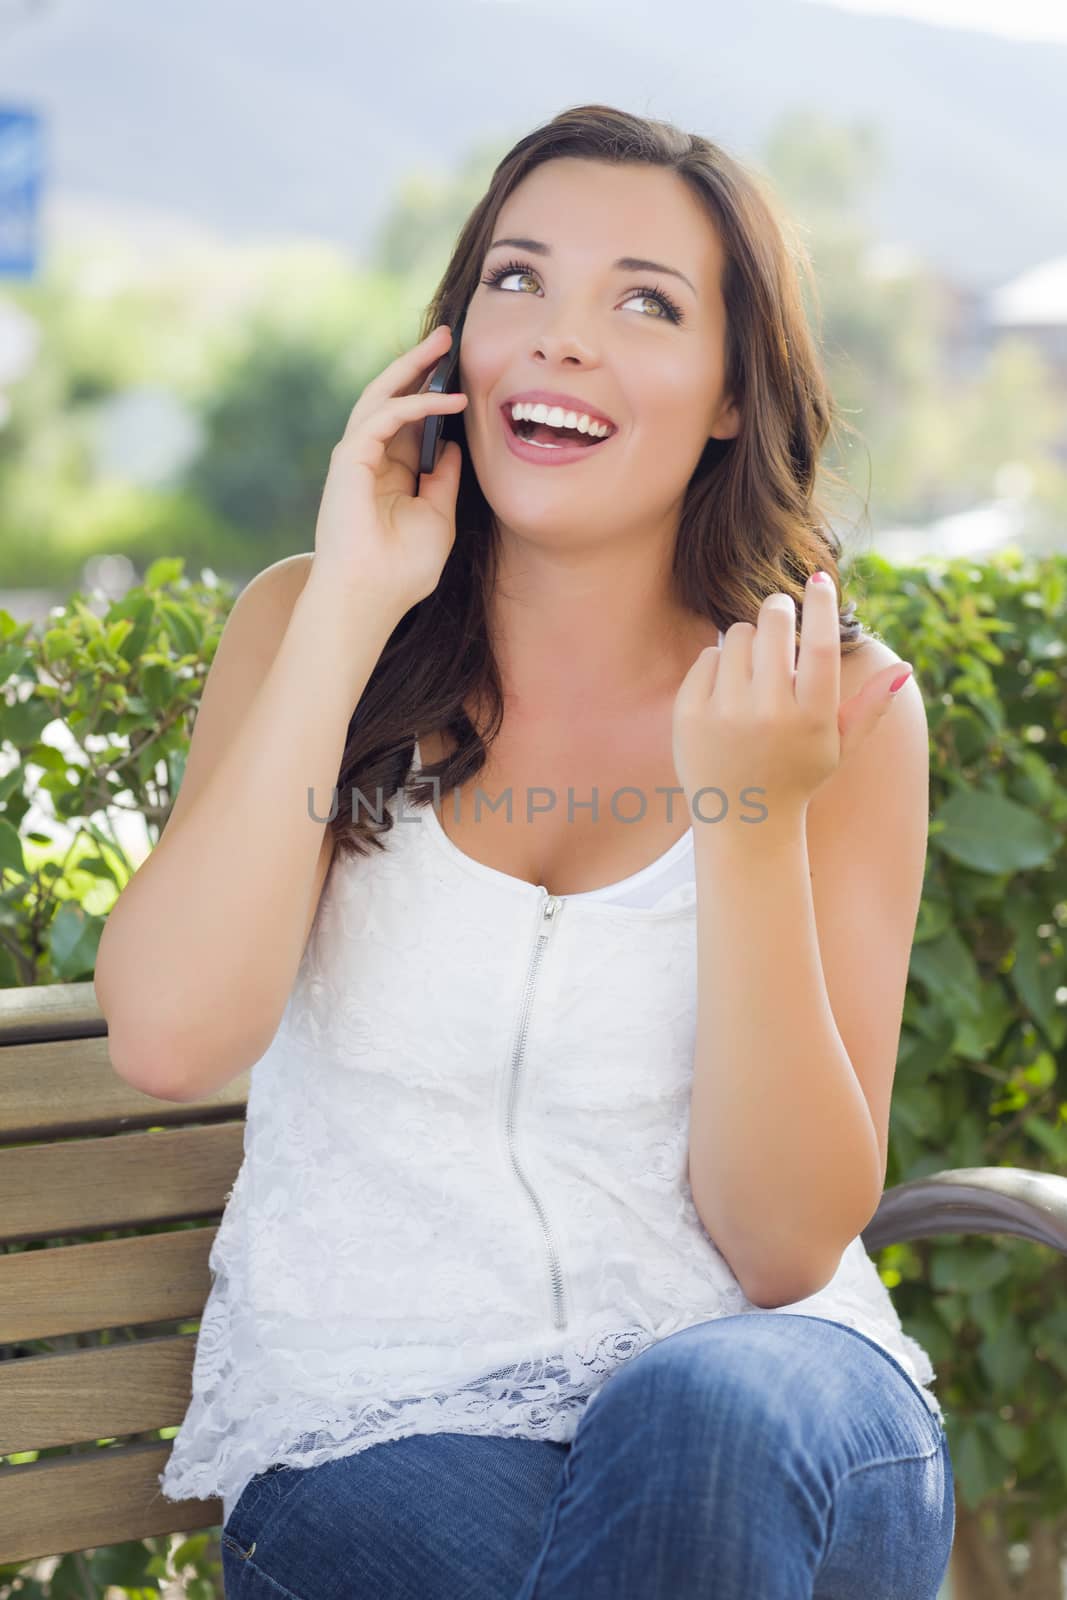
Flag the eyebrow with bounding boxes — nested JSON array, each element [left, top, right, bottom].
[[485, 236, 698, 298]]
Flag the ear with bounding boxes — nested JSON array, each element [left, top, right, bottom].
[[709, 396, 741, 441]]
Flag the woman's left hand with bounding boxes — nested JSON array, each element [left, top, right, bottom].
[[672, 573, 913, 827]]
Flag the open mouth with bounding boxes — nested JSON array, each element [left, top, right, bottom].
[[502, 407, 615, 451]]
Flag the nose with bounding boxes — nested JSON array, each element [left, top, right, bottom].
[[531, 331, 597, 368]]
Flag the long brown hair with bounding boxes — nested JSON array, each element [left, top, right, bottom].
[[326, 102, 868, 861]]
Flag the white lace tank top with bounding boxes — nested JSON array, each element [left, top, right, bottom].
[[158, 630, 943, 1527]]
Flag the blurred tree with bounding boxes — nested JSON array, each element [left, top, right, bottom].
[[179, 320, 352, 564], [761, 108, 1065, 527]]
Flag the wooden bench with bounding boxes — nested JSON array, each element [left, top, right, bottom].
[[3, 980, 1066, 1566]]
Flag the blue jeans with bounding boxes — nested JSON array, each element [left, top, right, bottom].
[[220, 1312, 955, 1599]]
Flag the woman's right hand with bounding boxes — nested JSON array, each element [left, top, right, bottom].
[[307, 323, 470, 618]]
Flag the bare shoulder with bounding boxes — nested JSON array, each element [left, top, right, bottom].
[[838, 629, 908, 695], [160, 551, 334, 865], [267, 550, 316, 586], [219, 553, 320, 669], [242, 551, 317, 621]]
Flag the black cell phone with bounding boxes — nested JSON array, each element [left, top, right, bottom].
[[418, 309, 467, 482]]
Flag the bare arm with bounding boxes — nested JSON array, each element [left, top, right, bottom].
[[685, 638, 922, 1309], [94, 556, 401, 1100]]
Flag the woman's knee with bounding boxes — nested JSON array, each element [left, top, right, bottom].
[[586, 1317, 798, 1438], [585, 1314, 859, 1454]]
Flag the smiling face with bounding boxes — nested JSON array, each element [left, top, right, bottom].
[[458, 157, 741, 554]]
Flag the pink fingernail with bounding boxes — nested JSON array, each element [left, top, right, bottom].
[[810, 571, 831, 585], [889, 666, 913, 693]]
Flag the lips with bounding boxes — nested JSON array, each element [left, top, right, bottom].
[[500, 404, 616, 467], [501, 392, 618, 432]]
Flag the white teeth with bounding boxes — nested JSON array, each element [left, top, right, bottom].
[[508, 402, 612, 438]]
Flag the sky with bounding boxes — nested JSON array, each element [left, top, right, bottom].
[[800, 0, 1067, 43]]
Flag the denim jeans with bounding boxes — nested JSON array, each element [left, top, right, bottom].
[[220, 1311, 955, 1599]]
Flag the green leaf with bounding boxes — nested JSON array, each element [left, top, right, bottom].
[[913, 898, 954, 943], [931, 787, 1059, 873], [953, 1416, 1012, 1504], [145, 556, 186, 589], [27, 741, 66, 773], [0, 692, 53, 747], [0, 817, 26, 876], [932, 1290, 968, 1334], [1007, 910, 1065, 1043], [0, 642, 32, 681], [0, 762, 23, 804], [989, 1417, 1027, 1462], [930, 1245, 1014, 1294], [895, 1020, 956, 1085], [42, 627, 80, 664], [73, 853, 121, 884], [48, 1551, 93, 1598], [978, 1316, 1033, 1393], [909, 926, 984, 1018], [954, 980, 1015, 1059], [1020, 1115, 1067, 1162], [47, 901, 103, 980], [1022, 1051, 1057, 1089], [108, 592, 157, 664], [86, 1537, 157, 1587], [170, 1532, 212, 1569], [81, 818, 135, 881], [889, 1083, 944, 1138], [1011, 748, 1061, 809], [105, 617, 134, 653], [142, 661, 177, 712], [69, 597, 103, 638], [158, 599, 201, 655]]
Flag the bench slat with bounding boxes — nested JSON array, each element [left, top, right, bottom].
[[0, 1120, 245, 1243], [0, 1035, 249, 1142], [0, 1332, 199, 1455], [0, 1441, 222, 1564], [0, 981, 108, 1045], [0, 1224, 216, 1342]]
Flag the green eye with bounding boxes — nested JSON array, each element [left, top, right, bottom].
[[480, 258, 685, 325]]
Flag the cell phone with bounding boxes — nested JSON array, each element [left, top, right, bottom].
[[418, 309, 467, 482]]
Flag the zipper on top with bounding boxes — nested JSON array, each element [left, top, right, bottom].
[[503, 889, 570, 1332]]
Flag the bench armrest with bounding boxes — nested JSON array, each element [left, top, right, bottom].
[[860, 1166, 1067, 1257]]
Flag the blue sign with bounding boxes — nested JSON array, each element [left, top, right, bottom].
[[0, 106, 44, 278]]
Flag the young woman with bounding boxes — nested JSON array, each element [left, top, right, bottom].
[[99, 101, 953, 1598]]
